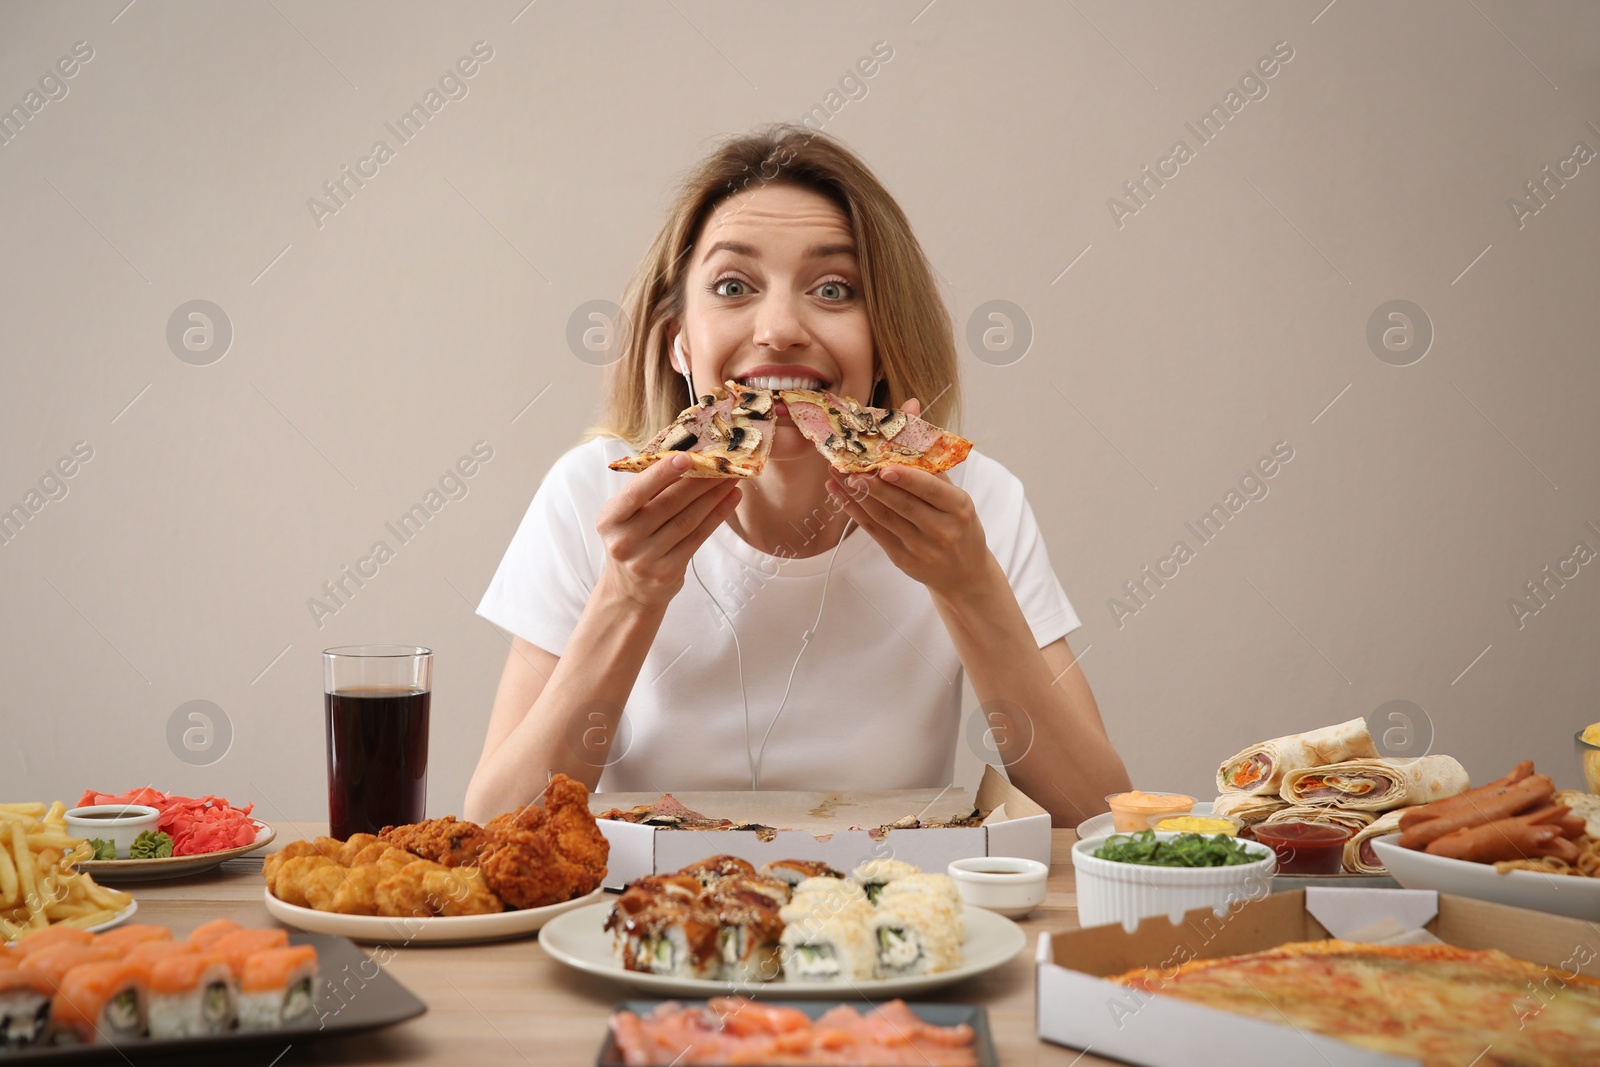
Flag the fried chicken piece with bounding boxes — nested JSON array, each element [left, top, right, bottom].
[[301, 864, 384, 915], [270, 855, 337, 907], [379, 816, 492, 867], [479, 773, 609, 909]]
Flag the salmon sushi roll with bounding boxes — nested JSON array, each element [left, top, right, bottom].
[[9, 926, 94, 958], [0, 967, 54, 1049], [145, 952, 235, 1038], [18, 944, 120, 987], [186, 918, 243, 951], [50, 960, 144, 1044], [237, 945, 318, 1031], [94, 924, 172, 956], [210, 929, 290, 979], [124, 941, 200, 968]]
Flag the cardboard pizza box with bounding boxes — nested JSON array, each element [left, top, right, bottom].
[[1036, 887, 1600, 1067], [590, 765, 1049, 889]]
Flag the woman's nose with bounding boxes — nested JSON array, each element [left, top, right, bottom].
[[752, 294, 808, 351]]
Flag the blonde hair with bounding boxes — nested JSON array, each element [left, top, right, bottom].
[[589, 124, 961, 447]]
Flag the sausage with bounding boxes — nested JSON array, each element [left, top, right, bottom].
[[1398, 761, 1536, 829], [1397, 775, 1554, 850], [1425, 819, 1565, 863]]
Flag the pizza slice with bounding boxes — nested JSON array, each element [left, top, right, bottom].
[[609, 380, 776, 478], [778, 388, 972, 474]]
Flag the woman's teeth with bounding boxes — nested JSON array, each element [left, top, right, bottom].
[[738, 375, 827, 391]]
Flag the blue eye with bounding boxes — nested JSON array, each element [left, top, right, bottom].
[[816, 280, 853, 301], [711, 277, 749, 297]]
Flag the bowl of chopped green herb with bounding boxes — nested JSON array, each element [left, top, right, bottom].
[[1072, 830, 1276, 931]]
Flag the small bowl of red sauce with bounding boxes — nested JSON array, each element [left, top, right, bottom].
[[1251, 820, 1351, 875]]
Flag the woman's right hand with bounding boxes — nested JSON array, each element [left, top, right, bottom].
[[595, 454, 741, 610]]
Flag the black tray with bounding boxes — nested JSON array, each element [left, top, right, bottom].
[[596, 999, 996, 1067], [3, 933, 425, 1062]]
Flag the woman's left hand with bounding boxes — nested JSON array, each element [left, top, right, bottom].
[[825, 399, 991, 598]]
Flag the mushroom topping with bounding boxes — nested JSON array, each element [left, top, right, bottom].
[[661, 424, 698, 452], [732, 390, 775, 418], [876, 411, 908, 440], [698, 394, 716, 408], [728, 425, 761, 454], [838, 408, 875, 435], [704, 412, 731, 443]]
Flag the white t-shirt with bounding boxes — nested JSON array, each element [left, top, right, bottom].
[[477, 435, 1080, 792]]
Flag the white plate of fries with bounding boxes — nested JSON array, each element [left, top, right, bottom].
[[1, 801, 138, 942]]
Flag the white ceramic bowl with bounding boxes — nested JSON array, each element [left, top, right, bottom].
[[64, 804, 161, 859], [946, 857, 1049, 918], [1371, 838, 1600, 921], [1072, 832, 1276, 931]]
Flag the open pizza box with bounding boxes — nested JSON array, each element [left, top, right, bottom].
[[589, 765, 1049, 890], [1036, 887, 1600, 1067]]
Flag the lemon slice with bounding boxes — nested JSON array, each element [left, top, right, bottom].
[[1582, 722, 1600, 745]]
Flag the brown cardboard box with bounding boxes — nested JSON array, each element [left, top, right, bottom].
[[1036, 887, 1600, 1067], [590, 765, 1049, 889]]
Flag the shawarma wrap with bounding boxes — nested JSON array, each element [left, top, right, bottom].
[[1216, 718, 1378, 795], [1342, 809, 1412, 874], [1281, 755, 1469, 811]]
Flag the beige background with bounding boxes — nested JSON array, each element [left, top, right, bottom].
[[2, 1, 1596, 822]]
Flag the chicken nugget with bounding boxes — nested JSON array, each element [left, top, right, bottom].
[[262, 839, 335, 884], [303, 864, 383, 915], [376, 860, 445, 918], [270, 855, 337, 907], [339, 833, 384, 865], [421, 866, 504, 917]]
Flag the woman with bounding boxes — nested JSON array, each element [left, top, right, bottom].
[[466, 125, 1128, 825]]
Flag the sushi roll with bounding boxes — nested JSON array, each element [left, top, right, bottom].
[[869, 895, 962, 977], [0, 966, 54, 1049], [760, 858, 843, 887], [187, 918, 243, 951], [850, 859, 919, 904], [94, 924, 173, 955], [790, 876, 866, 903], [703, 881, 785, 984], [603, 880, 721, 980], [10, 925, 94, 958], [678, 855, 756, 887], [124, 941, 200, 968], [144, 952, 236, 1038], [49, 960, 144, 1044], [778, 901, 876, 982], [237, 945, 318, 1031], [18, 944, 120, 987], [210, 928, 290, 979], [877, 874, 966, 937]]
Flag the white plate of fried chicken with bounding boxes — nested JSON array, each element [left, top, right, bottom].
[[261, 773, 610, 944]]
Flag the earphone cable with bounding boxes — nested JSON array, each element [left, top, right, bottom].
[[690, 514, 854, 790]]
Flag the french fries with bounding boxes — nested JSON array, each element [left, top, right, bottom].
[[0, 801, 133, 941]]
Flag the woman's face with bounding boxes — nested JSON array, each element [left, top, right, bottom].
[[675, 183, 876, 459]]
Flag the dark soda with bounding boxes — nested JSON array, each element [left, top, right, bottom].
[[325, 686, 429, 839]]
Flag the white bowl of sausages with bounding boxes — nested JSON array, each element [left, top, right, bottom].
[[1371, 759, 1600, 921]]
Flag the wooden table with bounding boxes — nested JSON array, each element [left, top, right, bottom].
[[127, 826, 1105, 1065]]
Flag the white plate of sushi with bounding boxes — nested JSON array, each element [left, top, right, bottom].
[[539, 902, 1026, 998], [262, 884, 606, 944]]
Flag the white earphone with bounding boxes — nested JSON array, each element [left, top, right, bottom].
[[674, 334, 695, 399]]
